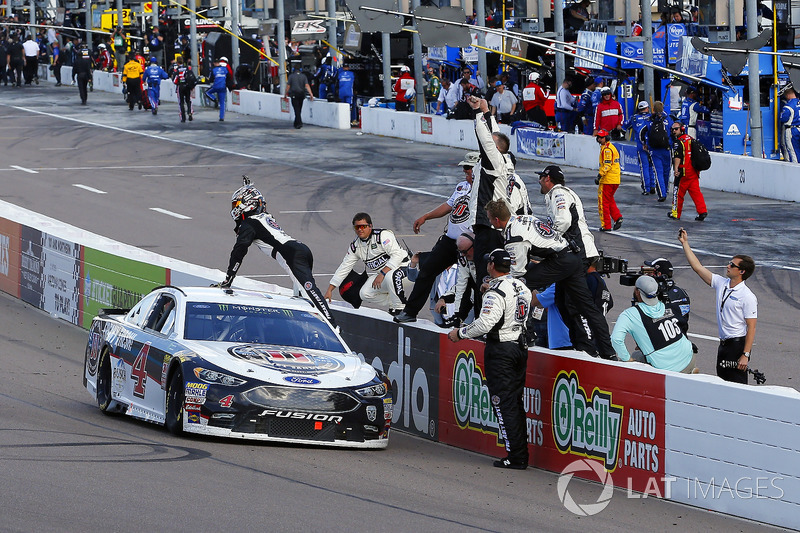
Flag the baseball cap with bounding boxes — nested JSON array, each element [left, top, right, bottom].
[[495, 80, 503, 87], [596, 129, 609, 137], [484, 248, 512, 269], [594, 76, 604, 84], [644, 258, 674, 277], [529, 72, 540, 81], [458, 152, 480, 167], [220, 56, 228, 63], [150, 56, 157, 63], [635, 276, 660, 305], [400, 65, 410, 72], [601, 86, 612, 95], [637, 101, 650, 110], [538, 164, 565, 182]]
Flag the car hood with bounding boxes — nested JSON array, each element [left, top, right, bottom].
[[180, 341, 378, 389]]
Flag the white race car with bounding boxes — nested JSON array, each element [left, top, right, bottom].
[[83, 286, 392, 448]]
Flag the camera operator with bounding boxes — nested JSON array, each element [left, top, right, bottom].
[[621, 257, 691, 336], [611, 276, 696, 373]]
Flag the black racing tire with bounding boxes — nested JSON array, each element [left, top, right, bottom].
[[96, 349, 114, 414], [165, 369, 184, 436]]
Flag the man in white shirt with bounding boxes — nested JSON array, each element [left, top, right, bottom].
[[22, 34, 40, 85], [435, 78, 458, 115], [679, 228, 757, 383], [555, 78, 576, 132], [490, 81, 518, 124]]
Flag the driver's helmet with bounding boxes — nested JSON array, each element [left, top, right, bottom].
[[230, 182, 265, 220]]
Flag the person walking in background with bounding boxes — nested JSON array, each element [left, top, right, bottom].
[[285, 65, 314, 128], [72, 47, 93, 105], [595, 129, 623, 231], [143, 56, 169, 115], [122, 53, 144, 110], [207, 57, 233, 122], [669, 122, 707, 221], [646, 101, 673, 201], [627, 100, 657, 195]]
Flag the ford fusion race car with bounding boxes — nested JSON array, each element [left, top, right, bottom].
[[83, 286, 392, 448]]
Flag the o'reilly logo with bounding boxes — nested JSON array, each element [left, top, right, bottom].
[[552, 371, 623, 470], [452, 350, 499, 436]]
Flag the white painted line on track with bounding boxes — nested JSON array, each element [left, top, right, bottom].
[[10, 165, 37, 174], [142, 174, 185, 177], [687, 333, 720, 342], [279, 210, 333, 214], [149, 208, 192, 219], [73, 184, 107, 194], [40, 147, 77, 151], [8, 104, 447, 199]]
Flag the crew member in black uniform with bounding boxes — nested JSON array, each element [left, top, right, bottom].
[[213, 177, 338, 328], [72, 48, 94, 105], [447, 248, 531, 469]]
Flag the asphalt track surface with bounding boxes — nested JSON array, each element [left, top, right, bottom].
[[0, 85, 796, 532]]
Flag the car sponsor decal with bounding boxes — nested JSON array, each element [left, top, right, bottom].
[[112, 358, 126, 397], [229, 345, 345, 375], [283, 375, 321, 385]]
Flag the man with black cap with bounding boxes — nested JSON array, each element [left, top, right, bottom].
[[485, 200, 616, 359], [611, 275, 696, 373], [537, 164, 598, 265], [447, 248, 531, 469], [394, 152, 478, 323]]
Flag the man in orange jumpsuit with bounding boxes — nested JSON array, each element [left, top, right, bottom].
[[595, 129, 623, 231], [669, 122, 708, 220]]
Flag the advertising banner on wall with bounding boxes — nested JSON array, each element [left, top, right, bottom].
[[41, 233, 81, 326], [666, 24, 685, 63], [336, 312, 440, 441], [516, 129, 566, 159], [0, 218, 21, 297], [438, 340, 667, 494], [20, 226, 44, 309], [80, 248, 167, 328], [617, 143, 642, 174]]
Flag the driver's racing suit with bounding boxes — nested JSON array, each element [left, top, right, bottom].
[[222, 212, 337, 327]]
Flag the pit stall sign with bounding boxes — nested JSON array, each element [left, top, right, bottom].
[[438, 340, 666, 495]]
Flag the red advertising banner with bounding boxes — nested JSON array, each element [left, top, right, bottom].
[[0, 218, 21, 298], [439, 337, 666, 495]]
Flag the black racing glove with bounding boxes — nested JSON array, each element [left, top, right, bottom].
[[595, 175, 601, 185]]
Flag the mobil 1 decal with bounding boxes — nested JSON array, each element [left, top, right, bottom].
[[19, 225, 43, 308], [336, 312, 439, 441]]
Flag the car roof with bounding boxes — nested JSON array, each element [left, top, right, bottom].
[[167, 286, 315, 312]]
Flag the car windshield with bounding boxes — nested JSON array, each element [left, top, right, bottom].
[[183, 302, 346, 353]]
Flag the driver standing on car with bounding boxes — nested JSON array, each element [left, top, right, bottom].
[[213, 177, 337, 329]]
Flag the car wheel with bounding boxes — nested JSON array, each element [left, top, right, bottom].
[[96, 349, 114, 414], [165, 369, 184, 435]]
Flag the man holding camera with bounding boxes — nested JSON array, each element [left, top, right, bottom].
[[612, 276, 696, 372]]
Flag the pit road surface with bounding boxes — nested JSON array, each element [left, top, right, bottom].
[[0, 86, 795, 531]]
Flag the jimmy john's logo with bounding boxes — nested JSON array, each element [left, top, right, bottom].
[[552, 371, 623, 471], [229, 345, 344, 375]]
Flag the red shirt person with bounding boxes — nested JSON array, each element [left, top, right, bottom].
[[394, 65, 415, 111], [593, 87, 624, 137], [669, 122, 708, 221]]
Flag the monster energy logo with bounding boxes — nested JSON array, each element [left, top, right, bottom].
[[552, 371, 623, 470]]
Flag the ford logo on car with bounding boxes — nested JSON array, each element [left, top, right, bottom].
[[284, 376, 321, 385]]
